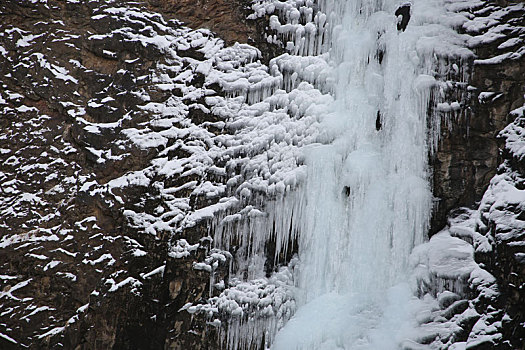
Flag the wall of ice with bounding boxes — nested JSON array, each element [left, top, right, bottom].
[[179, 0, 482, 348], [268, 0, 470, 348]]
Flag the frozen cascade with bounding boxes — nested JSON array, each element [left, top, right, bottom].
[[268, 0, 470, 349], [201, 0, 473, 348]]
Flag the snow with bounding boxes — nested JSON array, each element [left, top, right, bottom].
[[500, 106, 525, 160], [0, 232, 59, 249], [82, 253, 116, 266], [497, 37, 522, 50], [28, 253, 49, 260], [43, 261, 60, 271], [479, 171, 525, 242], [411, 229, 480, 298], [196, 262, 296, 349], [31, 53, 79, 84], [37, 326, 65, 339], [169, 239, 199, 258], [0, 279, 32, 301], [417, 231, 478, 279], [21, 306, 54, 320], [0, 332, 18, 344], [0, 275, 18, 280], [57, 272, 77, 282], [106, 276, 142, 293], [141, 265, 165, 279]]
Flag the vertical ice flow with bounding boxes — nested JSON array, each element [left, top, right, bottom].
[[271, 0, 446, 348]]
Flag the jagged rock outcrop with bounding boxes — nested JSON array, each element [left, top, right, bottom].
[[0, 0, 244, 348], [432, 0, 525, 233], [475, 110, 525, 348], [430, 1, 525, 347]]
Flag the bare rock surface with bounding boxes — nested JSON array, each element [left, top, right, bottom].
[[431, 0, 525, 234]]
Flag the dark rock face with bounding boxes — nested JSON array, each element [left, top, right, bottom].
[[430, 1, 525, 347], [395, 4, 411, 32], [0, 0, 282, 348], [0, 1, 227, 348], [144, 0, 283, 64], [145, 0, 252, 45], [431, 0, 525, 234]]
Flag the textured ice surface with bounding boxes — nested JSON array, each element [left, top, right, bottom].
[[273, 284, 420, 350], [266, 0, 474, 348], [181, 0, 503, 348]]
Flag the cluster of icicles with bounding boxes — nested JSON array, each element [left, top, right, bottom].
[[208, 0, 473, 349]]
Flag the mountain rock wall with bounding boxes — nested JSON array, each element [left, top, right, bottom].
[[431, 0, 525, 233], [430, 2, 525, 347]]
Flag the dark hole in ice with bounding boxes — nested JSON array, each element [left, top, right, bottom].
[[376, 111, 382, 131], [377, 47, 384, 64], [395, 4, 411, 32]]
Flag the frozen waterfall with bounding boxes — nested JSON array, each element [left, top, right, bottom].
[[269, 0, 459, 348], [207, 0, 472, 348]]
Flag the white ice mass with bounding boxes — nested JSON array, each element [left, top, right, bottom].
[[204, 0, 488, 348], [269, 0, 467, 348], [2, 0, 494, 347]]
